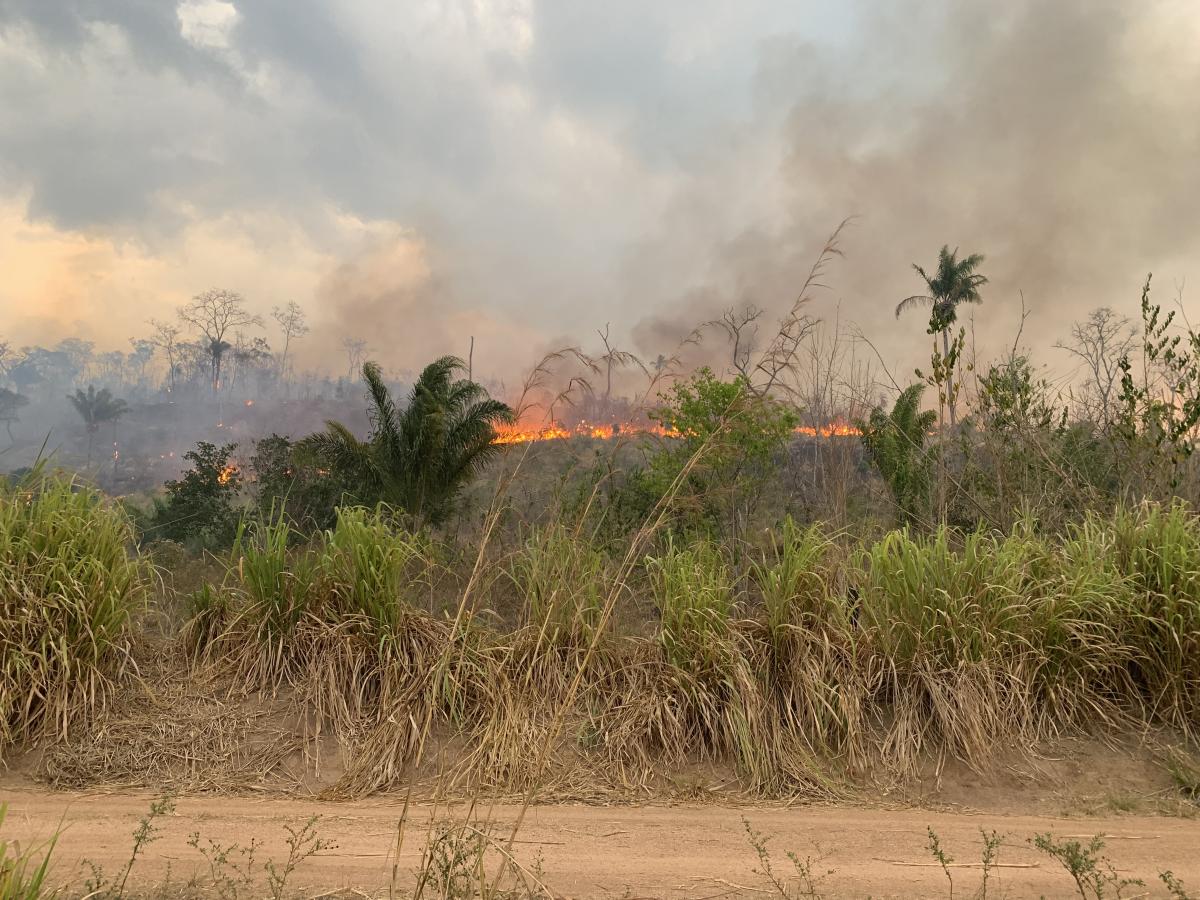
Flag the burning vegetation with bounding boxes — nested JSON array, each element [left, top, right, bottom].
[[491, 419, 860, 445], [6, 232, 1200, 834]]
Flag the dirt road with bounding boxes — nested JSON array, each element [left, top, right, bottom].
[[4, 787, 1199, 898]]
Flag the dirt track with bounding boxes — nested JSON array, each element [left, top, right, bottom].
[[5, 788, 1200, 898]]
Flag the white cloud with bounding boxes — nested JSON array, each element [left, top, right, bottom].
[[177, 0, 239, 50]]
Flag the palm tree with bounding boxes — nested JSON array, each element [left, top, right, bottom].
[[300, 357, 514, 524], [67, 386, 129, 467], [858, 384, 938, 525], [896, 245, 988, 426]]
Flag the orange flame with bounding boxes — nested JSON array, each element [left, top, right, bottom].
[[492, 420, 680, 445], [218, 463, 239, 485], [492, 419, 859, 445], [794, 421, 860, 437]]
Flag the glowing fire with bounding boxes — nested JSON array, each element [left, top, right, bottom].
[[218, 463, 239, 485], [492, 419, 859, 445], [492, 420, 678, 445], [794, 421, 860, 438]]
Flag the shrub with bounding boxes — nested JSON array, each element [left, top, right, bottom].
[[146, 441, 242, 550], [858, 384, 937, 525], [250, 434, 346, 535], [645, 368, 798, 540]]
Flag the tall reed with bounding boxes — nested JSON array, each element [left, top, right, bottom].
[[507, 523, 605, 636], [0, 469, 145, 753]]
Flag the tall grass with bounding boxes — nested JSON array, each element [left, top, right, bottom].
[[320, 505, 434, 632], [0, 803, 57, 900], [182, 499, 1200, 796], [1068, 502, 1200, 727], [647, 538, 734, 670], [235, 513, 314, 641], [752, 517, 840, 634], [0, 469, 145, 754], [507, 523, 605, 636]]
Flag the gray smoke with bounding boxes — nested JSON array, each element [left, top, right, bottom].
[[630, 0, 1200, 381]]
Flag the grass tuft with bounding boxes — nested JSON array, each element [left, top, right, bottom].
[[0, 468, 146, 754]]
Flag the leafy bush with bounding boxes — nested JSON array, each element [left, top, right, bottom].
[[250, 434, 346, 535], [858, 384, 937, 525], [146, 441, 242, 550], [644, 367, 797, 539]]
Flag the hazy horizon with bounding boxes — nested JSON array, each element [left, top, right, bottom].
[[2, 0, 1199, 393]]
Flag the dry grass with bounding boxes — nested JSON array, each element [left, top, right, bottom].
[[11, 470, 1200, 803], [164, 498, 1200, 801], [0, 468, 147, 757], [38, 643, 298, 792]]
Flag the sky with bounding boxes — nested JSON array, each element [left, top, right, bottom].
[[1, 0, 1199, 389]]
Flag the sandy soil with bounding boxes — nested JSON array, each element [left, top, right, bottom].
[[5, 787, 1200, 898]]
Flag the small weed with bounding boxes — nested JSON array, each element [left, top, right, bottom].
[[742, 817, 832, 899], [265, 816, 335, 900], [926, 827, 954, 900], [83, 795, 175, 899], [414, 822, 488, 900], [1029, 832, 1144, 899], [1161, 870, 1197, 900], [408, 816, 551, 900], [975, 828, 1004, 900], [186, 832, 263, 900]]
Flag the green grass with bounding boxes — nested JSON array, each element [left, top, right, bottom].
[[0, 468, 146, 754], [0, 803, 58, 900], [752, 517, 840, 636], [176, 499, 1200, 794], [647, 537, 735, 670], [506, 523, 606, 636], [319, 505, 434, 633]]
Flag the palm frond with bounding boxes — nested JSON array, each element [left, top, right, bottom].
[[296, 422, 381, 500], [298, 354, 509, 524], [895, 294, 933, 318], [360, 362, 402, 457]]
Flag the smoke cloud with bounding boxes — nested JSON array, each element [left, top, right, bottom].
[[1, 0, 1198, 396], [630, 0, 1200, 381]]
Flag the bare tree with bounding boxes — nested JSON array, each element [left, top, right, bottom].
[[148, 319, 182, 392], [595, 324, 642, 417], [789, 310, 879, 526], [272, 301, 310, 382], [341, 337, 368, 379], [707, 220, 846, 399], [127, 338, 156, 387], [178, 289, 263, 394], [221, 331, 267, 392], [1056, 307, 1138, 430]]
